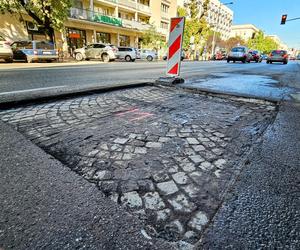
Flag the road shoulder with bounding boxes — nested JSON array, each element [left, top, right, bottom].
[[0, 120, 173, 250]]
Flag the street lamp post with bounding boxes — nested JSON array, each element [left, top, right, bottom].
[[211, 1, 233, 56]]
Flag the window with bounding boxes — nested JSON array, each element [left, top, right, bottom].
[[161, 4, 169, 13], [160, 21, 168, 30], [36, 41, 54, 50], [96, 32, 111, 43], [94, 44, 106, 48], [119, 35, 130, 46], [12, 41, 33, 49]]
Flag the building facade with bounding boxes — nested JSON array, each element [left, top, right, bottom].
[[230, 24, 259, 41], [177, 0, 234, 41], [266, 35, 288, 50], [0, 0, 177, 54]]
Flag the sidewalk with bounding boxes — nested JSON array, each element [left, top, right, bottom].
[[0, 120, 173, 250], [198, 102, 300, 249]]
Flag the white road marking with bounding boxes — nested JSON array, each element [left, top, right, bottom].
[[0, 86, 66, 95]]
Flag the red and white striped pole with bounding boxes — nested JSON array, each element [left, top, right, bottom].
[[166, 17, 185, 77]]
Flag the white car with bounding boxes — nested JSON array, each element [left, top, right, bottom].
[[74, 43, 118, 62], [117, 47, 136, 62], [0, 35, 13, 63], [138, 49, 158, 61]]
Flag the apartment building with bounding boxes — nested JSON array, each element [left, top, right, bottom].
[[177, 0, 234, 40], [230, 24, 259, 41], [0, 0, 177, 53], [266, 35, 288, 50]]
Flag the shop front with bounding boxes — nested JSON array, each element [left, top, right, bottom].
[[66, 27, 86, 54]]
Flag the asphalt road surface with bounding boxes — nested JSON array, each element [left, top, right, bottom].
[[0, 60, 299, 102]]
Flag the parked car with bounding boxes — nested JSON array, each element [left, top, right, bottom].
[[212, 51, 226, 60], [11, 40, 58, 63], [163, 50, 185, 61], [249, 50, 262, 62], [138, 49, 158, 61], [117, 47, 136, 62], [0, 35, 13, 63], [74, 43, 118, 62], [227, 46, 251, 63], [266, 50, 288, 64]]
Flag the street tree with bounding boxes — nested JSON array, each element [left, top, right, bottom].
[[178, 0, 211, 54], [247, 30, 279, 54], [141, 24, 165, 50], [223, 36, 247, 51], [0, 0, 72, 42]]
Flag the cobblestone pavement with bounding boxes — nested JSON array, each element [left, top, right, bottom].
[[0, 86, 276, 247]]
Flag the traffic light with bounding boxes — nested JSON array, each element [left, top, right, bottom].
[[281, 14, 287, 25]]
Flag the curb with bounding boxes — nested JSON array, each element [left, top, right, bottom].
[[0, 82, 150, 108]]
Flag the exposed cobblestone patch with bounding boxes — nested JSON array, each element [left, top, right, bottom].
[[0, 86, 276, 246]]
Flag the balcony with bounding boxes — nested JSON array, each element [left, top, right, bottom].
[[122, 19, 151, 31], [69, 7, 150, 31], [118, 0, 137, 9], [137, 3, 151, 14], [161, 11, 169, 20], [69, 7, 122, 27]]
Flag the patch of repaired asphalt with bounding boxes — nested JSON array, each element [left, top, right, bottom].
[[0, 86, 276, 247], [183, 73, 295, 101]]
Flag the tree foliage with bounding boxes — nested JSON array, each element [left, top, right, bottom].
[[140, 24, 165, 49], [178, 0, 211, 51], [247, 31, 279, 54], [223, 36, 247, 51], [0, 0, 72, 42]]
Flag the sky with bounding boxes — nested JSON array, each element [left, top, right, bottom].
[[228, 0, 300, 49]]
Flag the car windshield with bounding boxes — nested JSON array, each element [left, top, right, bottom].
[[231, 47, 245, 52], [271, 50, 286, 55], [36, 41, 54, 50]]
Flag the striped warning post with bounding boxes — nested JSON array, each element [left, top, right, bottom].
[[166, 17, 185, 77]]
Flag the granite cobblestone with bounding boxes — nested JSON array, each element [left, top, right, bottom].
[[0, 86, 276, 246]]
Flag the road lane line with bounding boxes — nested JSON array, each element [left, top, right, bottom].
[[0, 86, 66, 95]]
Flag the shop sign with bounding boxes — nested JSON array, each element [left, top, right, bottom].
[[69, 33, 81, 39], [93, 15, 122, 27]]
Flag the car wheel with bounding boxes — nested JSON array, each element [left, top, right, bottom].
[[5, 58, 13, 63], [242, 59, 246, 63], [227, 60, 230, 63], [266, 61, 269, 64], [283, 61, 287, 65], [75, 53, 83, 61], [270, 61, 273, 64], [146, 55, 153, 62], [125, 55, 131, 62], [102, 53, 109, 63]]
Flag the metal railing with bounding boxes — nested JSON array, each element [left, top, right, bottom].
[[69, 7, 122, 26], [69, 7, 151, 31], [118, 0, 137, 9], [122, 19, 151, 30], [137, 3, 151, 14]]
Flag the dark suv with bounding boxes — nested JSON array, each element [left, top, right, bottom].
[[267, 50, 288, 64]]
